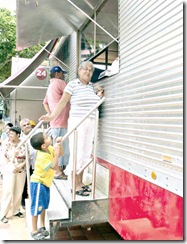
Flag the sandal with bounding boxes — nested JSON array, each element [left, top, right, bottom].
[[54, 174, 67, 180], [39, 227, 49, 237], [14, 212, 24, 218], [76, 189, 90, 196], [1, 216, 8, 223], [82, 185, 91, 192], [31, 230, 45, 240]]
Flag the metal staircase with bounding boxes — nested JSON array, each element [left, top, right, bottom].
[[49, 173, 109, 239], [18, 97, 108, 240]]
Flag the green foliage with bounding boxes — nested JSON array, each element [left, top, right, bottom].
[[0, 8, 16, 81], [0, 8, 45, 83]]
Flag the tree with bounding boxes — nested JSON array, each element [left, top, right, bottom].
[[0, 8, 45, 83]]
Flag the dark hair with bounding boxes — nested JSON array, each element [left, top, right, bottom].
[[30, 132, 45, 150], [50, 72, 57, 79], [10, 126, 21, 135], [6, 122, 13, 127]]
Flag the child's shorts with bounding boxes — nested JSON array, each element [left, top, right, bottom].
[[30, 182, 50, 216]]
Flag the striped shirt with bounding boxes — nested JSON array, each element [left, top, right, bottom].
[[64, 78, 100, 119]]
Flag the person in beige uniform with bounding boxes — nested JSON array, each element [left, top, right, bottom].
[[0, 127, 27, 223]]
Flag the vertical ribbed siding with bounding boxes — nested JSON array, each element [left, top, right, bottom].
[[68, 32, 78, 81], [60, 32, 78, 80], [97, 0, 183, 195]]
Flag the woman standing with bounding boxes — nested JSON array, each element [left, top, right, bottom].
[[40, 61, 104, 196], [0, 122, 13, 148], [0, 127, 27, 223]]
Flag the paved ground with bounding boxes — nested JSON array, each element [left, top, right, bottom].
[[0, 174, 123, 241]]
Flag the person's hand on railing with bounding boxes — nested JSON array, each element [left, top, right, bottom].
[[56, 136, 63, 143], [39, 113, 52, 122], [94, 85, 104, 98], [54, 137, 64, 156]]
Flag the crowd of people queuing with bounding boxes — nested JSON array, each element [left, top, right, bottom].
[[0, 61, 104, 240]]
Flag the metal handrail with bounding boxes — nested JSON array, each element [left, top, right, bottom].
[[15, 120, 45, 202], [17, 96, 105, 202], [61, 96, 105, 142], [62, 96, 105, 200]]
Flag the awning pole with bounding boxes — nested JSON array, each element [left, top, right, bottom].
[[67, 0, 119, 43], [94, 12, 96, 56], [39, 44, 69, 69], [0, 85, 47, 89], [0, 91, 5, 101]]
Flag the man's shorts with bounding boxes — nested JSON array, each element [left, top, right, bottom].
[[51, 127, 70, 167]]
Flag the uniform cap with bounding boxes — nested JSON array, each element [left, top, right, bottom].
[[50, 66, 67, 74]]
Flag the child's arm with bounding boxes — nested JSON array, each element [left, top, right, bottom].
[[51, 137, 64, 170], [56, 136, 64, 156]]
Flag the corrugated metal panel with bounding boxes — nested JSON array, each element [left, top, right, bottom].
[[67, 32, 78, 81], [97, 0, 183, 196], [54, 33, 78, 81]]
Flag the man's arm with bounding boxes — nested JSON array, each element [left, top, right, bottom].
[[40, 92, 71, 122], [43, 103, 51, 115]]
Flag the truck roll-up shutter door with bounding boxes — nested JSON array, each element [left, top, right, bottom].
[[97, 0, 183, 196]]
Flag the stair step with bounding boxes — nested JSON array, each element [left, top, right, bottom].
[[47, 183, 69, 221], [53, 177, 108, 205], [53, 178, 72, 208]]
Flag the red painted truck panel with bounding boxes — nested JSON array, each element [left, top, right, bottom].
[[98, 159, 183, 240]]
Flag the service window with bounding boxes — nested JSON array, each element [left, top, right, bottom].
[[80, 0, 119, 78]]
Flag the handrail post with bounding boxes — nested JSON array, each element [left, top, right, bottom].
[[72, 130, 78, 201], [91, 109, 99, 199], [25, 145, 31, 201]]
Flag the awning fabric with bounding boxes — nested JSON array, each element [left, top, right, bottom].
[[16, 0, 101, 50], [0, 39, 57, 98]]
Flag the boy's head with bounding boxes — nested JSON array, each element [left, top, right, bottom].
[[30, 132, 52, 150]]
